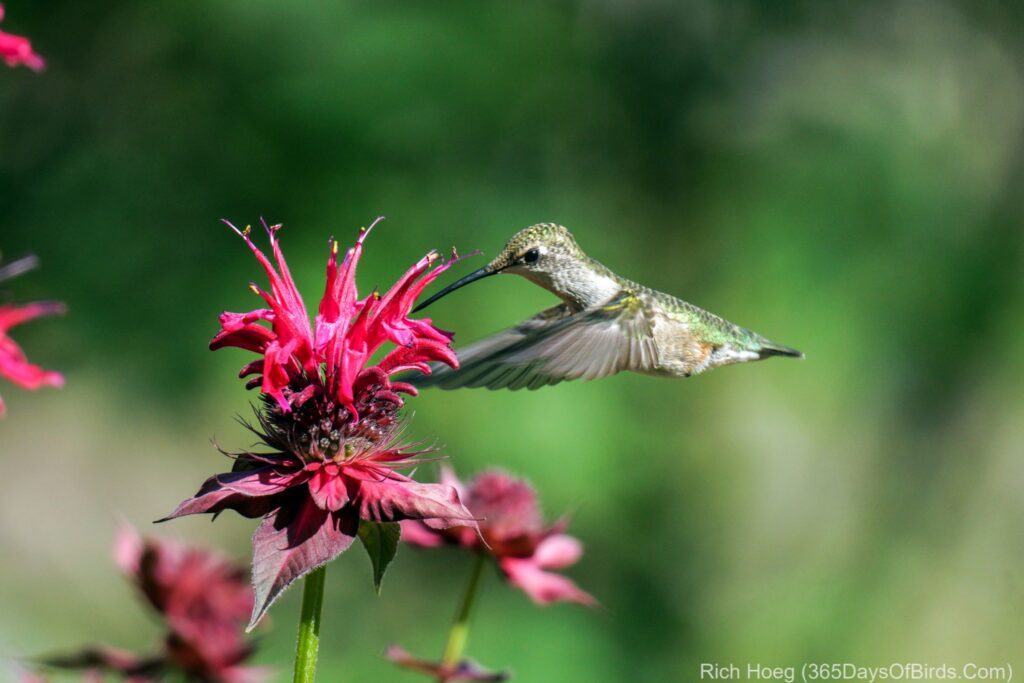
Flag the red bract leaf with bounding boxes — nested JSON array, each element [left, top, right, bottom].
[[159, 466, 302, 521], [249, 498, 358, 629], [357, 476, 476, 529], [307, 463, 350, 511]]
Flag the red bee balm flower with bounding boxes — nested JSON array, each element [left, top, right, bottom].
[[161, 220, 477, 628], [31, 528, 267, 683], [0, 298, 65, 417], [402, 468, 595, 606], [0, 5, 44, 71], [114, 527, 264, 682]]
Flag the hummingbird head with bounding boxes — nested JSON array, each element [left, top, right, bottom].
[[413, 223, 585, 312], [485, 223, 583, 276]]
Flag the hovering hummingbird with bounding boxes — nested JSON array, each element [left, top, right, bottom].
[[411, 223, 802, 390]]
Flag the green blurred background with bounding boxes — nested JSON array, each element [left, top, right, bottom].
[[2, 1, 1023, 681]]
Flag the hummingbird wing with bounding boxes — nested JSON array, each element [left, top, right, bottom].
[[413, 291, 658, 390], [411, 303, 574, 389]]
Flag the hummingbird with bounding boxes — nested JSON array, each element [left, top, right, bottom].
[[410, 223, 802, 390]]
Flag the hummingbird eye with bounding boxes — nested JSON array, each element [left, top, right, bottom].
[[523, 248, 540, 264]]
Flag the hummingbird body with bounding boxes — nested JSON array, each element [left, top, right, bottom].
[[412, 223, 801, 390]]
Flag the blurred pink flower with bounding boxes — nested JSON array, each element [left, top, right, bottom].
[[161, 220, 477, 628], [402, 468, 595, 606], [0, 5, 44, 71], [385, 646, 508, 683], [29, 529, 266, 683], [114, 526, 266, 683], [0, 255, 64, 416]]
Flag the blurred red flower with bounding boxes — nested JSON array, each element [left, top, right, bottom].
[[402, 467, 595, 606], [161, 220, 477, 627], [0, 5, 44, 71], [0, 255, 64, 417], [114, 526, 265, 682], [26, 528, 267, 683]]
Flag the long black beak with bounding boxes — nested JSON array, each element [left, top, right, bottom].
[[413, 266, 498, 313]]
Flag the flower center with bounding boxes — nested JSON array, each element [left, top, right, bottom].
[[260, 382, 403, 464], [468, 473, 544, 541]]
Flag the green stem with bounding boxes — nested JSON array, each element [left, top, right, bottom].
[[293, 565, 327, 683], [440, 553, 488, 675]]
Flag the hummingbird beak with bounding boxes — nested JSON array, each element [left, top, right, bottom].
[[412, 265, 499, 313]]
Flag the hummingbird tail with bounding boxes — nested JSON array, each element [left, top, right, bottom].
[[756, 342, 804, 360]]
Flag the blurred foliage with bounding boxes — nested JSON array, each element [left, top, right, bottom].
[[1, 1, 1023, 681]]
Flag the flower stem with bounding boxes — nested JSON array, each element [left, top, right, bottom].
[[440, 552, 488, 675], [293, 565, 327, 683]]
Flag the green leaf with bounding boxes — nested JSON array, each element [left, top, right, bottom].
[[357, 520, 401, 594]]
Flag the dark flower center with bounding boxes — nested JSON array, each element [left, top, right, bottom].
[[258, 380, 404, 464]]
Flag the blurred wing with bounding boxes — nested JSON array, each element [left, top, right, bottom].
[[411, 304, 572, 389], [415, 292, 658, 390]]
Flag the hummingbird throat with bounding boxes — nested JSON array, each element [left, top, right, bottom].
[[529, 259, 621, 308]]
